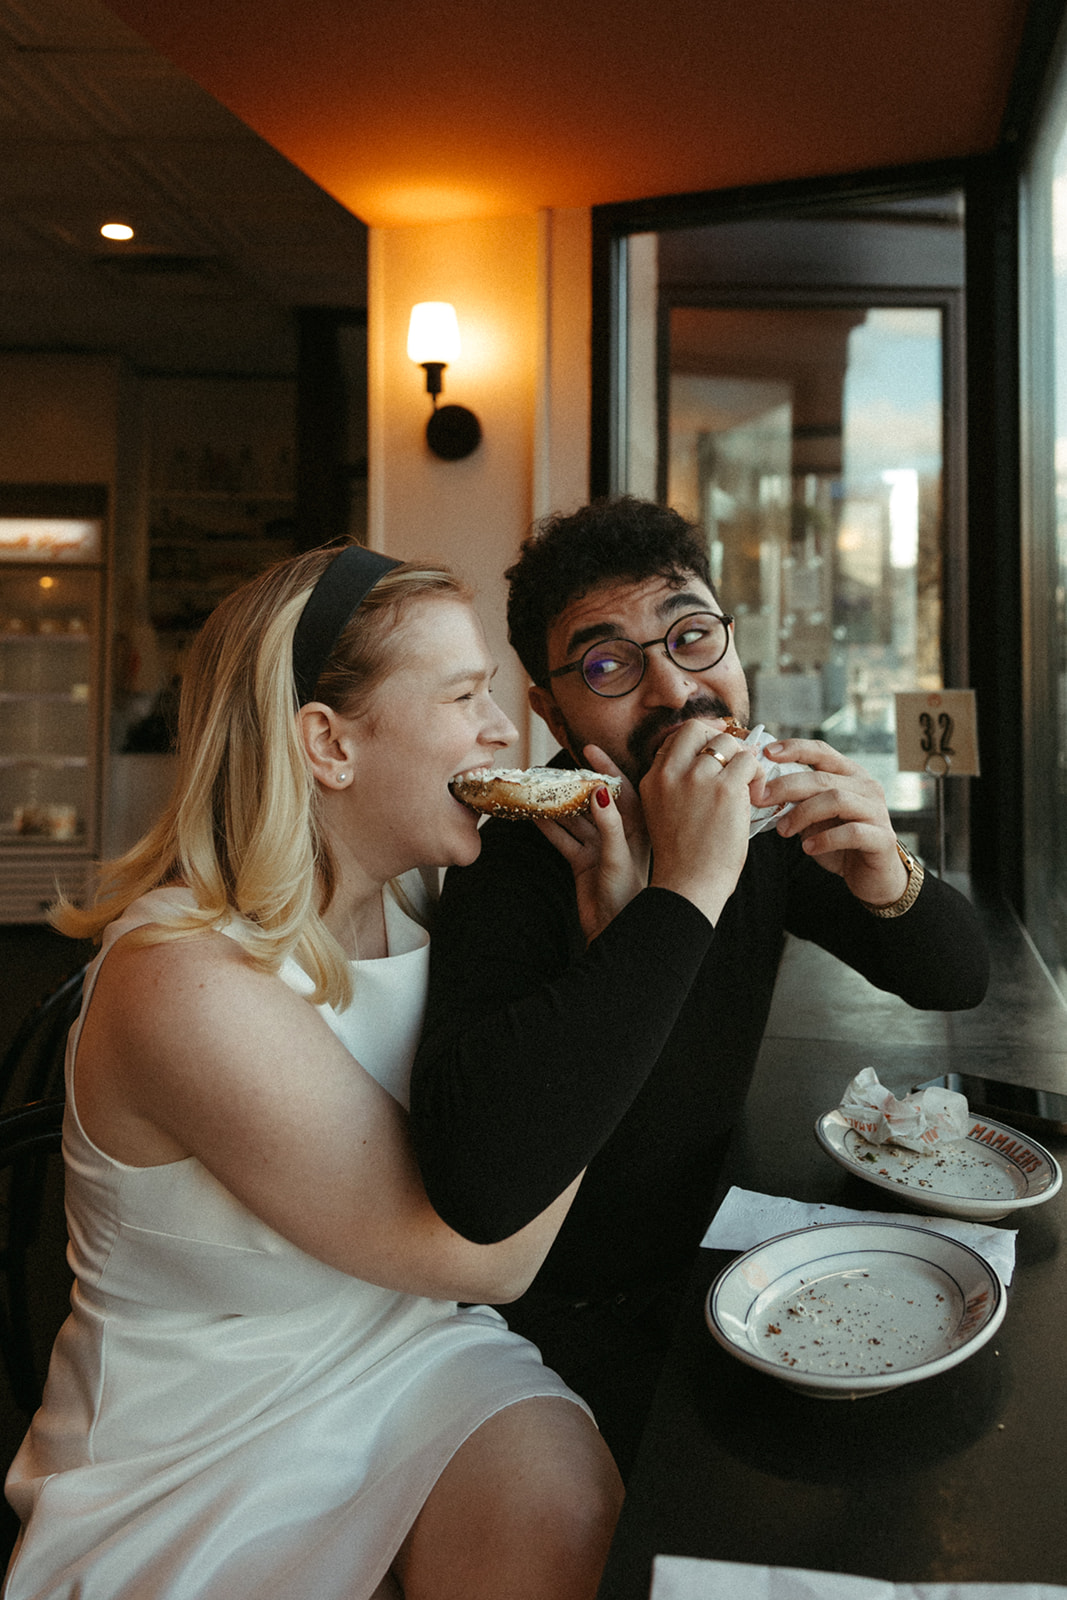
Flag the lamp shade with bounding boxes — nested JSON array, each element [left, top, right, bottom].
[[407, 302, 461, 365]]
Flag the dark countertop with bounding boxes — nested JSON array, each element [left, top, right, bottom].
[[598, 889, 1067, 1598]]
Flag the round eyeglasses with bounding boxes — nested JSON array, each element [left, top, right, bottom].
[[546, 611, 735, 699]]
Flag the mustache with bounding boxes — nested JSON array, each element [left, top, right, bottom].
[[628, 695, 735, 775]]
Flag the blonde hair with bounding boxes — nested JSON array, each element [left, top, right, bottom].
[[56, 546, 468, 1008]]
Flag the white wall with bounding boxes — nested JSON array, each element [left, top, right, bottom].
[[369, 208, 591, 763]]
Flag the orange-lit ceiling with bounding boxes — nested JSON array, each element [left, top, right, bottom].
[[103, 0, 1034, 229]]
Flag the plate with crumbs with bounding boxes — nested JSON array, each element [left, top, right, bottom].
[[815, 1107, 1062, 1221], [705, 1219, 1006, 1398]]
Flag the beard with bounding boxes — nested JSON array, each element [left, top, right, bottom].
[[555, 692, 742, 787]]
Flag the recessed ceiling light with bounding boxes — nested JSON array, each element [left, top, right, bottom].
[[100, 222, 134, 241]]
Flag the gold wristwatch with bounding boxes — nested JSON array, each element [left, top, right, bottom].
[[859, 840, 924, 919]]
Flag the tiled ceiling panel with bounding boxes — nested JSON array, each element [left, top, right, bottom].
[[0, 0, 367, 373]]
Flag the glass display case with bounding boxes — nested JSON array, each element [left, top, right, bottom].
[[0, 510, 105, 922]]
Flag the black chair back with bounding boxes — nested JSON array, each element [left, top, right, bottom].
[[0, 956, 85, 1421], [0, 966, 84, 1108], [0, 1099, 67, 1416]]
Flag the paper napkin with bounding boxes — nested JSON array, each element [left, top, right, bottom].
[[701, 1187, 1017, 1284], [651, 1556, 1067, 1599]]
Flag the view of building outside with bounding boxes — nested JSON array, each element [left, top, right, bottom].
[[661, 304, 943, 820]]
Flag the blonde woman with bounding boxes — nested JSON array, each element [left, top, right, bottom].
[[4, 544, 623, 1600]]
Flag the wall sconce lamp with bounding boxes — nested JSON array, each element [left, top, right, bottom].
[[407, 302, 482, 461]]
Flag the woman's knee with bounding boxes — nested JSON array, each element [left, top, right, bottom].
[[395, 1397, 622, 1599], [518, 1414, 622, 1552]]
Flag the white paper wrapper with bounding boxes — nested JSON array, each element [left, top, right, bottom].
[[651, 1555, 1067, 1600], [838, 1065, 970, 1153], [701, 1186, 1016, 1283], [741, 724, 808, 838]]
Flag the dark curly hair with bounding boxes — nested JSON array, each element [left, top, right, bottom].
[[506, 496, 716, 686]]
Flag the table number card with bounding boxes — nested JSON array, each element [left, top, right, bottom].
[[894, 689, 980, 777]]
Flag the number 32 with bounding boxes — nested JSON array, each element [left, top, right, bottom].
[[919, 711, 955, 756]]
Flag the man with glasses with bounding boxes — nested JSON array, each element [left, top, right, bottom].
[[410, 496, 989, 1476]]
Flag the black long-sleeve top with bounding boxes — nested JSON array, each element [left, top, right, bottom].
[[410, 815, 990, 1301]]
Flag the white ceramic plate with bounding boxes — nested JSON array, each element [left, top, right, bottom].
[[815, 1107, 1062, 1221], [705, 1219, 1006, 1398]]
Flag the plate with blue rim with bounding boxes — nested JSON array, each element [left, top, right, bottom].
[[705, 1219, 1006, 1398]]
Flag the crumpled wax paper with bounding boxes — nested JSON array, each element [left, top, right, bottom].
[[838, 1066, 970, 1153], [741, 724, 809, 838]]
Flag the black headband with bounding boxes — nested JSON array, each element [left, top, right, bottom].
[[292, 544, 403, 706]]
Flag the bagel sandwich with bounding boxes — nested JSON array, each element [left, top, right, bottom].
[[450, 766, 621, 821]]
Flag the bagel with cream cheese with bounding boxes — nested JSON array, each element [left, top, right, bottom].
[[450, 766, 621, 821]]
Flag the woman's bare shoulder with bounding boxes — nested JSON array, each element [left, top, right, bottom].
[[100, 919, 257, 991], [89, 921, 306, 1061]]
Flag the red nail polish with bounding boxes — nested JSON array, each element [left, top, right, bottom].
[[596, 786, 610, 808]]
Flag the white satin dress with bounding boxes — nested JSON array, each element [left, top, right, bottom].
[[3, 883, 587, 1600]]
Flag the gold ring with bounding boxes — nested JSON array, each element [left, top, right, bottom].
[[704, 746, 729, 769]]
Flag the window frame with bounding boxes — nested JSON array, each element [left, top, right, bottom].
[[591, 165, 975, 867]]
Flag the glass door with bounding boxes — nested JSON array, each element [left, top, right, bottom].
[[609, 193, 967, 865], [663, 303, 944, 837]]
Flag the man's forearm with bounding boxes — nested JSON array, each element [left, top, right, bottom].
[[411, 877, 713, 1243]]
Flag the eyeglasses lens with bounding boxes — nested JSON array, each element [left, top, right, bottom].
[[581, 613, 728, 697], [582, 641, 644, 696], [666, 613, 728, 669]]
